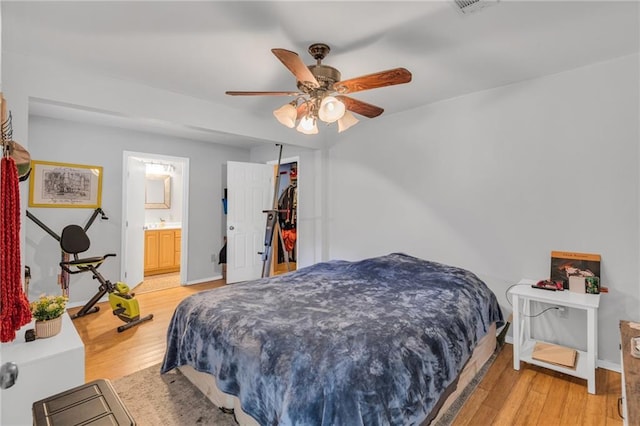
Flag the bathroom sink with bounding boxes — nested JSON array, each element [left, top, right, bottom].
[[144, 222, 182, 230], [161, 222, 182, 229]]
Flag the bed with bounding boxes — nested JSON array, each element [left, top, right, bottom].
[[161, 253, 504, 425]]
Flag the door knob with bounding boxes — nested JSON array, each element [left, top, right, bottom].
[[0, 362, 19, 389], [229, 226, 235, 230]]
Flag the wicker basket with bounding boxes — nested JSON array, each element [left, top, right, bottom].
[[35, 316, 62, 338]]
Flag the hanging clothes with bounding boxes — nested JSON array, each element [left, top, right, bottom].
[[277, 178, 297, 262], [1, 156, 32, 342], [281, 228, 297, 252], [277, 184, 297, 231], [218, 241, 227, 264]]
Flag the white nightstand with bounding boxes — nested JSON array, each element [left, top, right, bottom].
[[509, 279, 600, 394]]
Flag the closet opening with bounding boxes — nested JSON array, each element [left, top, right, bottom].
[[271, 161, 297, 276]]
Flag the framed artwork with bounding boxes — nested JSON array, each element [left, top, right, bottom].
[[29, 160, 103, 208], [550, 250, 601, 291]]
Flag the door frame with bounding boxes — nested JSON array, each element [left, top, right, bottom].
[[121, 151, 190, 286]]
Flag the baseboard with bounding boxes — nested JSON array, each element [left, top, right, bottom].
[[185, 275, 223, 285], [597, 359, 621, 373], [67, 297, 108, 309], [503, 335, 621, 372]]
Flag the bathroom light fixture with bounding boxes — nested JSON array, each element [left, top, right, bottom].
[[145, 162, 174, 174]]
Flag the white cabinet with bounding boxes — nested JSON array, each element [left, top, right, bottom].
[[1, 313, 84, 425], [509, 279, 600, 394]]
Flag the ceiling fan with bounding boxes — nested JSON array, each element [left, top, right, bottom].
[[226, 43, 412, 134]]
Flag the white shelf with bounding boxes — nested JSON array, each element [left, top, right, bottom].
[[509, 279, 599, 394], [513, 279, 600, 309], [519, 339, 589, 380]]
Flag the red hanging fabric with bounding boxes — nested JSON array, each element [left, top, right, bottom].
[[1, 156, 32, 342]]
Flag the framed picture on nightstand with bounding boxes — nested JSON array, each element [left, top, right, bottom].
[[550, 251, 601, 292]]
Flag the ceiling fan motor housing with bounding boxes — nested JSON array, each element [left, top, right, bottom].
[[299, 65, 341, 95]]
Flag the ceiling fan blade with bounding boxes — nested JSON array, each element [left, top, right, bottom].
[[334, 68, 412, 94], [272, 48, 320, 88], [226, 91, 300, 96], [336, 95, 384, 118]]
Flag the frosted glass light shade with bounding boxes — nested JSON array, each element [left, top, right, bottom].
[[337, 110, 359, 133], [296, 115, 318, 135], [273, 103, 297, 128], [318, 96, 346, 123]]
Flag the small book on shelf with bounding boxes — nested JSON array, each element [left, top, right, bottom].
[[532, 342, 578, 369]]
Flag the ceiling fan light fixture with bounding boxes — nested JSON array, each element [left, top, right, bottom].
[[273, 102, 298, 128], [296, 115, 318, 135], [318, 96, 346, 123], [229, 43, 412, 135], [337, 110, 359, 133]]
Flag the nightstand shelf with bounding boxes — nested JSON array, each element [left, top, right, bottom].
[[509, 279, 600, 394], [518, 339, 590, 379]]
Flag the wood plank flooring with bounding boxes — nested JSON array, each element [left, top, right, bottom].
[[452, 347, 623, 426], [69, 283, 623, 425], [68, 280, 225, 382]]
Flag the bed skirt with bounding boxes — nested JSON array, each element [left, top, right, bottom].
[[178, 322, 497, 425]]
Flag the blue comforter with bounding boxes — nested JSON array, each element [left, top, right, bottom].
[[161, 253, 503, 425]]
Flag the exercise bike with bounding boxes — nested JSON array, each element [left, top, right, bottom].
[[27, 208, 153, 333], [59, 224, 153, 332]]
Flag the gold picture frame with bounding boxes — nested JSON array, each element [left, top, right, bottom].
[[28, 160, 103, 208]]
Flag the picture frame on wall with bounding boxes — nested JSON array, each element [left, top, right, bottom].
[[28, 160, 103, 208]]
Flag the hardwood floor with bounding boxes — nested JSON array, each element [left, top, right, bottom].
[[68, 280, 225, 382], [452, 346, 623, 426], [133, 271, 181, 294], [69, 284, 623, 425]]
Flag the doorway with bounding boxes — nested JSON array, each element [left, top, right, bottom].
[[121, 151, 189, 294], [224, 155, 300, 283], [271, 160, 298, 276]]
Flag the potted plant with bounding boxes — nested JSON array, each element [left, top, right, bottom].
[[30, 294, 68, 338]]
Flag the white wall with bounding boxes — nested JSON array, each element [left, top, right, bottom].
[[26, 115, 249, 304], [326, 54, 640, 366]]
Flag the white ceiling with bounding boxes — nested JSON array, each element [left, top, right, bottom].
[[3, 1, 639, 147]]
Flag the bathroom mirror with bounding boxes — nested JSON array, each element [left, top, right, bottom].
[[145, 174, 171, 209]]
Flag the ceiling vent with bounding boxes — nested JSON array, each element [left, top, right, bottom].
[[453, 0, 499, 15]]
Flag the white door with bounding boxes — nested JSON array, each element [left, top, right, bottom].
[[226, 161, 274, 284], [122, 156, 146, 286]]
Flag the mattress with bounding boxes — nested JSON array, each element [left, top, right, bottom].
[[179, 322, 498, 425]]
